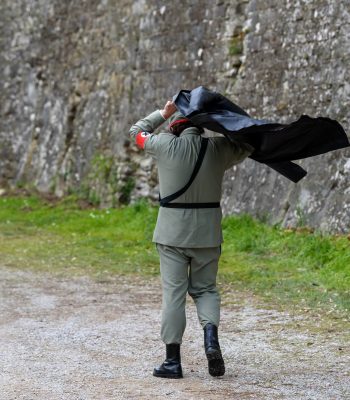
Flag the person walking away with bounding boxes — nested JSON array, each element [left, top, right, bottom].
[[129, 100, 253, 378]]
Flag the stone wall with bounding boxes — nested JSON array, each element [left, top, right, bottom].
[[0, 0, 349, 231], [223, 0, 350, 232]]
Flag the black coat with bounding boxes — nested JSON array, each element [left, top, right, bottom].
[[173, 86, 349, 182]]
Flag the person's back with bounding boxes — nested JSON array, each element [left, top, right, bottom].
[[150, 126, 252, 247], [129, 101, 252, 379]]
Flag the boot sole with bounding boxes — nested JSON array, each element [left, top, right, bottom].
[[206, 350, 225, 377], [153, 371, 183, 379]]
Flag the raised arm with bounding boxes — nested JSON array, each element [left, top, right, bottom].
[[129, 101, 177, 151]]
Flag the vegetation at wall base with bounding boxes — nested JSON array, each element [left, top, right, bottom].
[[0, 194, 349, 319]]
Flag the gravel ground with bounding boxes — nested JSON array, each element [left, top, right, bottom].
[[0, 266, 349, 400]]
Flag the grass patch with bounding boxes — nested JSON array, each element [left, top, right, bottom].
[[0, 195, 349, 316], [0, 196, 158, 277], [229, 33, 244, 56], [220, 215, 350, 313]]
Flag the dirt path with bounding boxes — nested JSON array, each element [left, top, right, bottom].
[[0, 267, 349, 400]]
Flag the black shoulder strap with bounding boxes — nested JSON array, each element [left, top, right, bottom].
[[159, 137, 209, 206]]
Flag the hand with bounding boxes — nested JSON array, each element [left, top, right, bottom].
[[161, 100, 177, 119]]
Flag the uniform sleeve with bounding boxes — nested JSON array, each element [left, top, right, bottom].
[[214, 137, 254, 170], [129, 110, 166, 158]]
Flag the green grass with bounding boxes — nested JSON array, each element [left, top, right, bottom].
[[0, 195, 349, 316], [0, 196, 159, 276], [220, 215, 350, 313]]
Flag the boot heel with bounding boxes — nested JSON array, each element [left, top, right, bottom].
[[206, 349, 225, 377], [204, 323, 226, 377]]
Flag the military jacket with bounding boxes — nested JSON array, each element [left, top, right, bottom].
[[129, 110, 253, 248]]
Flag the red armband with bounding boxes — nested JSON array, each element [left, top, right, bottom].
[[135, 131, 151, 149]]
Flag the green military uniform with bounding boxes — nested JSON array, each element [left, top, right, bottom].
[[129, 110, 252, 344]]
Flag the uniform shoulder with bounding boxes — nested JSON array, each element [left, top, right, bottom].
[[158, 132, 174, 137], [209, 136, 230, 147], [157, 132, 177, 142], [209, 135, 229, 142]]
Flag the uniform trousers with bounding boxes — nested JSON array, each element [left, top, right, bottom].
[[156, 243, 221, 344]]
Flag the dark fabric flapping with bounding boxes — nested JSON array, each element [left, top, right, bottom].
[[173, 86, 349, 182]]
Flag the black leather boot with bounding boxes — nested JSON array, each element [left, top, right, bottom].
[[204, 323, 225, 377], [153, 344, 183, 379]]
